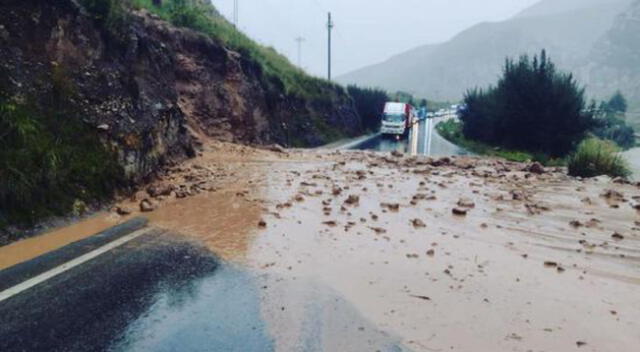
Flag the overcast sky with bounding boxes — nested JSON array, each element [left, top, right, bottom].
[[210, 0, 540, 77]]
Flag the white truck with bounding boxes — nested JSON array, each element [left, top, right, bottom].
[[380, 102, 416, 137]]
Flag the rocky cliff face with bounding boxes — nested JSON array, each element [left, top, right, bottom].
[[0, 0, 361, 182]]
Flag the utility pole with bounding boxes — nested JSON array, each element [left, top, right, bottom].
[[327, 12, 334, 81], [233, 0, 238, 27], [295, 36, 305, 68]]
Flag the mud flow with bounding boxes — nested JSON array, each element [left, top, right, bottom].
[[4, 142, 639, 351]]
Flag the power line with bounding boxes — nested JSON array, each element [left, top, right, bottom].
[[233, 0, 238, 27]]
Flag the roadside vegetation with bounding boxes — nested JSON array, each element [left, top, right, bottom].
[[436, 119, 549, 163], [439, 50, 633, 178], [568, 138, 630, 178], [347, 86, 389, 133], [0, 70, 122, 236], [82, 0, 342, 100], [592, 91, 636, 150], [459, 50, 594, 158]]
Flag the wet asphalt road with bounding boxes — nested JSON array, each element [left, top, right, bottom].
[[0, 229, 406, 352], [354, 117, 468, 157], [0, 121, 465, 352]]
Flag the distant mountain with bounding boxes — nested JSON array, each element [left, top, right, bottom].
[[586, 0, 640, 111], [337, 0, 638, 109]]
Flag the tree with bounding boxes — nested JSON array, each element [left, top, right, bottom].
[[592, 92, 635, 149], [347, 85, 389, 133], [460, 50, 594, 157], [606, 91, 627, 114]]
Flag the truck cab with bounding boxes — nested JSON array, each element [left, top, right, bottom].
[[380, 102, 415, 137]]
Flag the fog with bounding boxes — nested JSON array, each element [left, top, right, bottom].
[[210, 0, 539, 77]]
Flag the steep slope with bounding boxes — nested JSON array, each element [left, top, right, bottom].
[[0, 0, 362, 233], [515, 0, 621, 18], [338, 0, 633, 104], [586, 0, 640, 111], [0, 0, 361, 180]]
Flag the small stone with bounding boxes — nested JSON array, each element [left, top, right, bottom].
[[147, 184, 174, 198], [570, 220, 583, 228], [115, 206, 132, 216], [97, 124, 110, 131], [426, 249, 435, 257], [139, 199, 155, 212], [323, 221, 337, 227], [344, 194, 360, 205], [381, 203, 400, 212], [452, 207, 468, 216], [268, 144, 286, 153], [258, 220, 267, 228], [527, 162, 545, 174], [411, 219, 426, 228], [457, 197, 475, 208], [611, 233, 624, 241]]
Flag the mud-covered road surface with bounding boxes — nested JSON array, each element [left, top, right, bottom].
[[2, 141, 639, 351]]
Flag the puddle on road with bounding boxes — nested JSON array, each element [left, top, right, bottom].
[[109, 253, 406, 352], [145, 186, 263, 262]]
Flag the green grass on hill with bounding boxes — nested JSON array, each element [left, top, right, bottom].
[[128, 0, 342, 100], [0, 97, 122, 235]]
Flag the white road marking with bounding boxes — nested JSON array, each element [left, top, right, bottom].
[[335, 133, 381, 150], [0, 227, 154, 303]]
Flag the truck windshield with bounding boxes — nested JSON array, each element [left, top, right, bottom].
[[383, 114, 405, 123]]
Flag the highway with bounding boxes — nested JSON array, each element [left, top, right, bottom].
[[352, 116, 468, 156], [0, 227, 406, 352], [0, 116, 466, 352]]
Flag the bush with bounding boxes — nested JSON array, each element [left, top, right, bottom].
[[567, 138, 630, 178], [460, 50, 594, 157], [347, 85, 389, 133], [592, 115, 635, 149], [592, 91, 636, 149]]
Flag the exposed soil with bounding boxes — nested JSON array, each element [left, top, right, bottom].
[[3, 141, 640, 351]]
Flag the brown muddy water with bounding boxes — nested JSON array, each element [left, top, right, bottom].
[[0, 213, 122, 270], [3, 143, 640, 351], [243, 151, 640, 351]]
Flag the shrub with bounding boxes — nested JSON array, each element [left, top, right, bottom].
[[567, 138, 630, 178], [592, 115, 635, 149], [592, 91, 636, 149], [460, 50, 595, 157]]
